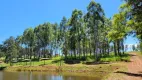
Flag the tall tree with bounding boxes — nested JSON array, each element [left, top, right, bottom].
[[3, 36, 18, 65], [34, 23, 53, 58], [69, 9, 83, 58], [23, 28, 36, 59], [86, 0, 104, 60], [60, 17, 68, 58]]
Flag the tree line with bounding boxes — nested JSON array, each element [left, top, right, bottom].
[[0, 0, 141, 63]]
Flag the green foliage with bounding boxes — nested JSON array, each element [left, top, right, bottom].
[[123, 0, 142, 52], [86, 56, 95, 62]]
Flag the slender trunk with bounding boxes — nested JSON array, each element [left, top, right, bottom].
[[107, 46, 110, 55], [71, 50, 73, 59], [114, 42, 117, 56], [85, 46, 87, 58], [94, 24, 98, 61], [117, 40, 120, 56], [107, 41, 110, 55], [103, 43, 105, 55], [79, 41, 81, 59], [89, 40, 92, 56], [30, 47, 32, 59], [121, 40, 125, 54], [38, 50, 41, 59], [74, 48, 76, 59], [83, 42, 85, 58], [44, 47, 46, 58]]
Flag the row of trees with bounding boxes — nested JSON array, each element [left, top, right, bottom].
[[0, 0, 141, 63]]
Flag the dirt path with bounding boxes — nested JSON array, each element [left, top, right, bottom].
[[123, 52, 142, 80], [107, 52, 142, 80]]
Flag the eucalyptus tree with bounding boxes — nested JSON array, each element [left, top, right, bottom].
[[15, 35, 24, 58], [52, 23, 59, 55], [80, 19, 88, 58], [100, 17, 112, 56], [86, 1, 105, 60], [3, 36, 18, 65], [69, 9, 83, 58], [34, 23, 53, 58], [0, 44, 4, 58], [23, 28, 36, 59], [60, 17, 68, 58]]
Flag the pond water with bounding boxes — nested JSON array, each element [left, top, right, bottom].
[[0, 71, 101, 80]]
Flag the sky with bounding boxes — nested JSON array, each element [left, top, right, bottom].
[[0, 0, 139, 44]]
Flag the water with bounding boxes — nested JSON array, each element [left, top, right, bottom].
[[0, 71, 101, 80]]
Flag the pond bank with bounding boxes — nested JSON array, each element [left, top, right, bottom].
[[4, 62, 126, 80], [5, 63, 124, 72]]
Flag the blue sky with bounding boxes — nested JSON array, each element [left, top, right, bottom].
[[0, 0, 139, 44]]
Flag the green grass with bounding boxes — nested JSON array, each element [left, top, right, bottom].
[[0, 52, 130, 67], [4, 56, 64, 66], [100, 53, 130, 62], [135, 51, 142, 55]]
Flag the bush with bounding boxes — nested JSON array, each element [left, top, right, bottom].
[[86, 57, 94, 62]]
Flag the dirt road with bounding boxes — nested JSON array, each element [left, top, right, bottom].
[[107, 52, 142, 80], [122, 52, 142, 80]]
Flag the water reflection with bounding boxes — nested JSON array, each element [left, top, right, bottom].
[[0, 71, 101, 80]]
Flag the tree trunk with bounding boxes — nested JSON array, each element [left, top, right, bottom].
[[117, 40, 121, 56], [114, 42, 117, 56], [121, 40, 125, 54], [89, 40, 92, 56]]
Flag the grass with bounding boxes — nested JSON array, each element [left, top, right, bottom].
[[1, 56, 64, 67], [134, 51, 142, 55], [100, 53, 130, 62], [0, 52, 130, 73], [5, 62, 123, 72], [0, 53, 130, 67]]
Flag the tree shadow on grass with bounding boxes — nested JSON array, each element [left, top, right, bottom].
[[64, 60, 81, 64], [115, 71, 142, 78], [85, 61, 110, 65], [52, 60, 62, 63]]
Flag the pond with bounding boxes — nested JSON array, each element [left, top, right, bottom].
[[0, 71, 102, 80]]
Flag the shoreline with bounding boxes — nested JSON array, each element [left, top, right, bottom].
[[4, 63, 124, 72], [2, 62, 127, 80]]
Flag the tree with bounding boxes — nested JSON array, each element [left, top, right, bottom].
[[15, 35, 24, 59], [0, 45, 5, 58], [123, 0, 142, 53], [125, 44, 128, 52], [23, 28, 36, 59], [60, 17, 68, 58], [34, 23, 53, 58], [69, 9, 83, 59], [3, 36, 18, 65], [86, 0, 105, 60], [132, 45, 136, 51]]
